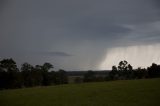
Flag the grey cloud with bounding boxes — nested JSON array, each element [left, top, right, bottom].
[[154, 0, 160, 8], [116, 21, 160, 47], [0, 0, 7, 10], [40, 51, 73, 57], [0, 0, 160, 70], [69, 21, 132, 40]]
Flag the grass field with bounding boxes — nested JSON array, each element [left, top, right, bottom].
[[0, 78, 160, 106]]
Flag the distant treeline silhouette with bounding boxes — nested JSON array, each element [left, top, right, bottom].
[[0, 58, 68, 90], [0, 59, 160, 90], [83, 60, 160, 82]]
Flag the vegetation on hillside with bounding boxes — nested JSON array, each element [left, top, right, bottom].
[[0, 58, 160, 90]]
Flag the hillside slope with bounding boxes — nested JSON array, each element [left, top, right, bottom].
[[0, 78, 160, 106]]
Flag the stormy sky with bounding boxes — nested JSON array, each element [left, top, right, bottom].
[[0, 0, 160, 70]]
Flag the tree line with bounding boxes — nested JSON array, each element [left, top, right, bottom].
[[83, 60, 160, 82], [0, 58, 68, 90], [0, 58, 160, 90]]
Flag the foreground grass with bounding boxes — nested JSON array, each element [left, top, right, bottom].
[[0, 78, 160, 106]]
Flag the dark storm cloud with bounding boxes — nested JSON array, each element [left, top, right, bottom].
[[0, 0, 160, 70], [154, 0, 160, 8], [0, 0, 7, 9], [69, 21, 132, 40]]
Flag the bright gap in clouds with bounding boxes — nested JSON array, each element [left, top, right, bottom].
[[100, 44, 160, 70]]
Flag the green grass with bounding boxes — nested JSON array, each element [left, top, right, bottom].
[[0, 78, 160, 106]]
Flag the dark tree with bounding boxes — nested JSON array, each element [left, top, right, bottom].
[[0, 58, 21, 89], [33, 65, 43, 86], [0, 66, 7, 89], [21, 63, 35, 87], [148, 63, 160, 78], [41, 63, 53, 86], [56, 69, 68, 84], [117, 60, 133, 80], [42, 63, 53, 71], [108, 66, 118, 80], [134, 67, 148, 79], [48, 71, 57, 85]]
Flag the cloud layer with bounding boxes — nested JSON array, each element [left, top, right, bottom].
[[0, 0, 160, 70]]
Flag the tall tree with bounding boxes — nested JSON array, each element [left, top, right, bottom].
[[0, 58, 20, 88], [148, 63, 160, 78], [21, 63, 34, 87], [117, 60, 133, 80], [42, 63, 53, 71], [108, 66, 118, 80], [0, 65, 7, 89], [41, 63, 53, 86]]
